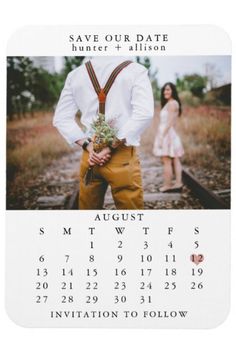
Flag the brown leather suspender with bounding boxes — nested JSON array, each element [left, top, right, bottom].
[[85, 60, 132, 114]]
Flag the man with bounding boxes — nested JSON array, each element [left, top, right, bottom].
[[53, 56, 154, 209]]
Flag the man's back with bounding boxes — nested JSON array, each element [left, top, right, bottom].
[[53, 56, 154, 147]]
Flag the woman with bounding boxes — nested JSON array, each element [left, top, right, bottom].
[[153, 82, 184, 193]]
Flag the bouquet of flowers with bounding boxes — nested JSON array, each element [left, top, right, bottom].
[[84, 113, 118, 185]]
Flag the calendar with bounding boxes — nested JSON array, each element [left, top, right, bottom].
[[5, 25, 231, 329]]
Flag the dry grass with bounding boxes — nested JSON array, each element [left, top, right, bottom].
[[7, 112, 73, 184]]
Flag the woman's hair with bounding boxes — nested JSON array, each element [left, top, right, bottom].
[[161, 82, 182, 116]]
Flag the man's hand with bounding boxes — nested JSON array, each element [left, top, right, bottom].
[[86, 142, 98, 166], [88, 146, 112, 167], [75, 139, 112, 166], [96, 147, 112, 166]]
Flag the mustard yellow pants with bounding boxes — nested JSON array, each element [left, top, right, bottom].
[[79, 145, 144, 210]]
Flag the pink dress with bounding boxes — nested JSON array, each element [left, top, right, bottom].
[[153, 102, 184, 158]]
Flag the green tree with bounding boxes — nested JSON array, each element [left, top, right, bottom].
[[7, 57, 36, 119], [175, 73, 207, 98], [63, 56, 85, 77], [136, 56, 159, 100], [7, 57, 67, 119], [184, 74, 207, 98]]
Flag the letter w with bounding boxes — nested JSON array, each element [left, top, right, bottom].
[[179, 311, 188, 317], [115, 227, 125, 234]]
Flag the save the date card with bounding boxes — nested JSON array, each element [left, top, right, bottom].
[[5, 25, 231, 328]]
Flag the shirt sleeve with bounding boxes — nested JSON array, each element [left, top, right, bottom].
[[53, 71, 86, 147], [116, 67, 154, 146]]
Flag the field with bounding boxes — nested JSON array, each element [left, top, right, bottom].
[[7, 105, 231, 209]]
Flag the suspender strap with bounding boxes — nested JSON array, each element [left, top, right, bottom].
[[85, 60, 132, 114]]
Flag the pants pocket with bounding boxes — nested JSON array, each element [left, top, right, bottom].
[[103, 162, 133, 191]]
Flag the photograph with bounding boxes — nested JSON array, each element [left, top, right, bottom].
[[6, 55, 231, 210]]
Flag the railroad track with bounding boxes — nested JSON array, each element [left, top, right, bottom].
[[64, 167, 230, 210], [182, 168, 230, 209], [34, 149, 230, 210]]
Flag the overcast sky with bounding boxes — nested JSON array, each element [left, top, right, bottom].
[[55, 55, 231, 88], [150, 56, 231, 87]]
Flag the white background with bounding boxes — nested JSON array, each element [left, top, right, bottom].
[[0, 0, 235, 345]]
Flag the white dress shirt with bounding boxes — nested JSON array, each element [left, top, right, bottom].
[[53, 56, 154, 147]]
